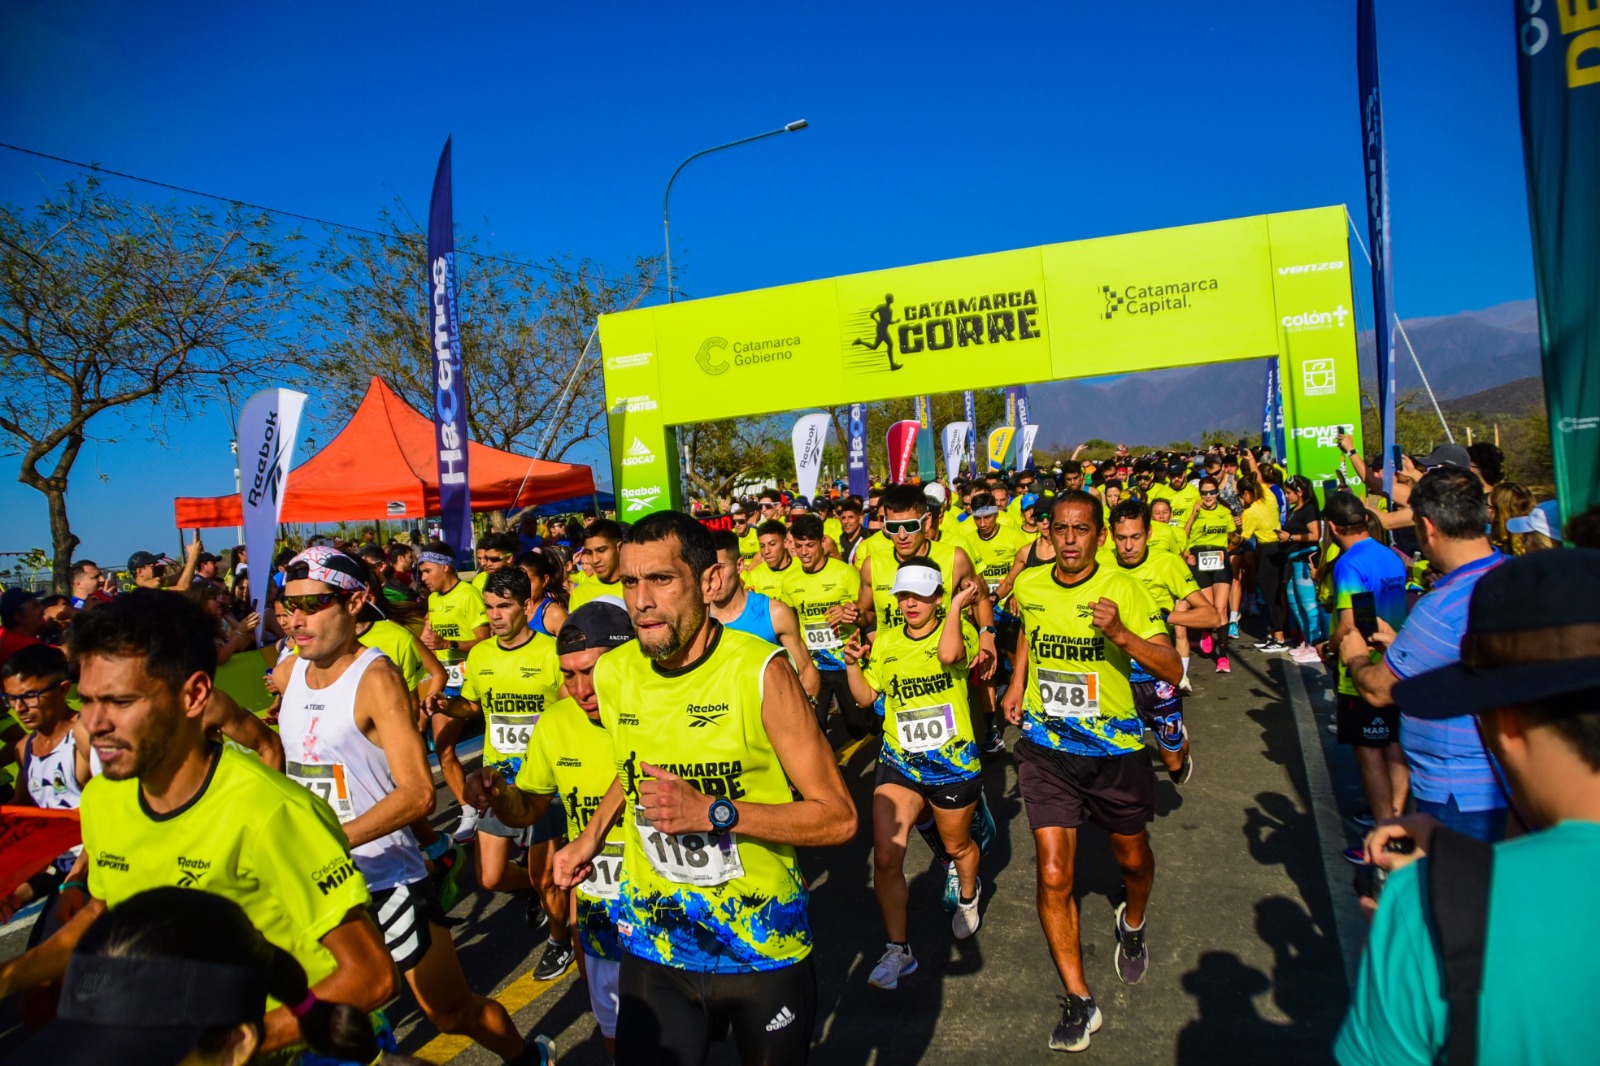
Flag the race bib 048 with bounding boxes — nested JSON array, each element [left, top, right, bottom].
[[1038, 668, 1099, 719]]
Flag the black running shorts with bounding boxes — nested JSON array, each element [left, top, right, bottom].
[[873, 759, 984, 810], [615, 954, 817, 1066], [1014, 739, 1155, 836], [369, 878, 446, 973]]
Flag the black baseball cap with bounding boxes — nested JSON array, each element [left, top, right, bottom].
[[557, 600, 635, 655], [126, 551, 161, 572], [1394, 549, 1600, 719], [1419, 443, 1472, 470]]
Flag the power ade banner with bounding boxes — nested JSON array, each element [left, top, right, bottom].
[[238, 388, 305, 643], [886, 420, 919, 484], [1516, 3, 1600, 524], [942, 421, 971, 486], [962, 391, 979, 476], [1358, 0, 1399, 496], [847, 403, 869, 499], [428, 138, 473, 563], [913, 395, 936, 483], [791, 413, 830, 504], [1017, 424, 1040, 472], [598, 207, 1361, 514], [987, 426, 1016, 471]]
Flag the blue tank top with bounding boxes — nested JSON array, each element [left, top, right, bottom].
[[528, 596, 557, 638], [725, 590, 779, 646]]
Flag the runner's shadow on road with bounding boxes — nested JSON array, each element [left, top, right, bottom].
[[1174, 950, 1332, 1065]]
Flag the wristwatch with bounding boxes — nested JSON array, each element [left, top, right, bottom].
[[979, 625, 997, 635], [708, 797, 739, 832], [447, 639, 458, 652]]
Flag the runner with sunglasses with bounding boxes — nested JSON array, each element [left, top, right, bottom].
[[416, 540, 490, 843], [730, 504, 761, 567], [1182, 477, 1239, 675], [275, 547, 541, 1063]]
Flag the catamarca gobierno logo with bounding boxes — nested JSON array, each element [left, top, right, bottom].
[[696, 334, 800, 376]]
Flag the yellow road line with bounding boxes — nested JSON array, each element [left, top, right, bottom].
[[416, 966, 573, 1062], [834, 735, 873, 767]]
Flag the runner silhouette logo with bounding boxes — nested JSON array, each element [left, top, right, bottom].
[[849, 293, 902, 371]]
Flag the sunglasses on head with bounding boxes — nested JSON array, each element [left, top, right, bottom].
[[884, 519, 922, 535], [280, 592, 350, 614]]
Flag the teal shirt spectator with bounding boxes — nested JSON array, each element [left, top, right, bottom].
[[1336, 821, 1600, 1065]]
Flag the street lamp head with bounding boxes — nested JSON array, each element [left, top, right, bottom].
[[785, 119, 809, 132]]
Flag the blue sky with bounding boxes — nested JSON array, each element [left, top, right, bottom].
[[1, 1, 1533, 564]]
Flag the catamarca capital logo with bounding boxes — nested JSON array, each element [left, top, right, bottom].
[[621, 485, 662, 513], [1281, 305, 1350, 333], [1101, 277, 1220, 320], [621, 436, 657, 467]]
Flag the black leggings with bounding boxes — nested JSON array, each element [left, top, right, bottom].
[[615, 954, 817, 1066], [1257, 544, 1289, 634], [813, 669, 879, 739]]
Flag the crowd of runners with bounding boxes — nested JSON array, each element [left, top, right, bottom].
[[1, 437, 1598, 1065]]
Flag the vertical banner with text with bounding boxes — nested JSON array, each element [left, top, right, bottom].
[[913, 395, 937, 483], [428, 138, 473, 562], [791, 413, 830, 504], [239, 388, 306, 642], [962, 391, 979, 477], [942, 421, 971, 487], [886, 420, 919, 484], [1516, 2, 1600, 523], [1261, 360, 1276, 451], [847, 403, 870, 499], [1358, 0, 1399, 495]]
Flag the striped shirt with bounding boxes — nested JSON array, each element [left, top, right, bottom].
[[1385, 550, 1507, 811]]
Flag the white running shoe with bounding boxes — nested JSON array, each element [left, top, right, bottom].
[[868, 942, 918, 989], [1289, 644, 1322, 666], [1178, 674, 1193, 694], [452, 808, 479, 843], [952, 879, 982, 940]]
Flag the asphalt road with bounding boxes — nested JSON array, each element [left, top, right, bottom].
[[391, 635, 1359, 1065]]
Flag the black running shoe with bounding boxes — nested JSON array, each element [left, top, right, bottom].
[[533, 939, 574, 981]]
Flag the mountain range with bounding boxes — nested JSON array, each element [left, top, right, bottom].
[[1031, 298, 1541, 449]]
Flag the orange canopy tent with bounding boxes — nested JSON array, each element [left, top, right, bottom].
[[174, 377, 595, 528]]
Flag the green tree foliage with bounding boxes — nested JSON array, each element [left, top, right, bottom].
[[0, 181, 301, 591]]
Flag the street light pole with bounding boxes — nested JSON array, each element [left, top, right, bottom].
[[663, 119, 808, 303]]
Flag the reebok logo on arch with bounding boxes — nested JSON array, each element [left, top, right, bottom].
[[621, 437, 656, 467]]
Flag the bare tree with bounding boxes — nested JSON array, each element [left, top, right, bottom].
[[309, 208, 662, 464], [0, 180, 303, 591]]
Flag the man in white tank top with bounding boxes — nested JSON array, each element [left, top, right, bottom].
[[275, 546, 550, 1064]]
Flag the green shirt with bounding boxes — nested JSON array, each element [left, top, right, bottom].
[[1336, 821, 1600, 1066]]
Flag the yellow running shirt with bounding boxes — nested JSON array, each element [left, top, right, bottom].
[[358, 619, 429, 692], [1147, 522, 1185, 557], [780, 558, 861, 670], [863, 621, 981, 785], [517, 696, 626, 961], [1150, 483, 1202, 528], [1240, 496, 1281, 543], [742, 559, 796, 605], [569, 576, 624, 611], [869, 538, 960, 630], [965, 525, 1030, 597], [1186, 504, 1236, 550], [823, 516, 843, 547], [427, 579, 487, 690], [81, 746, 370, 995], [459, 632, 563, 769], [735, 528, 761, 562], [1010, 562, 1166, 757], [595, 625, 808, 973]]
